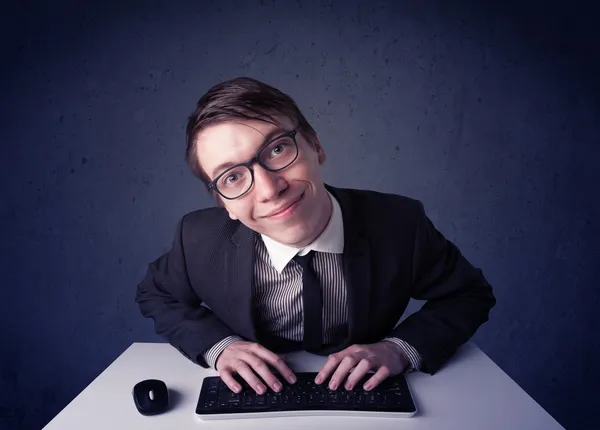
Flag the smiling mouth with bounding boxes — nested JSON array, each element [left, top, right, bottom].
[[264, 193, 304, 218]]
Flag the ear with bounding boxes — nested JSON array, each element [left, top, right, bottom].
[[222, 201, 238, 220], [312, 137, 327, 165], [318, 148, 326, 165], [212, 192, 238, 219]]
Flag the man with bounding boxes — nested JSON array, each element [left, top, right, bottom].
[[136, 77, 496, 395]]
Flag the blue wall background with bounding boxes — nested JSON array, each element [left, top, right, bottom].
[[1, 0, 598, 429]]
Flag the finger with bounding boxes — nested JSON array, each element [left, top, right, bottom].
[[363, 365, 391, 391], [241, 352, 284, 392], [234, 361, 267, 395], [315, 352, 343, 385], [344, 357, 378, 390], [251, 345, 297, 384], [329, 354, 360, 390], [218, 368, 243, 393]]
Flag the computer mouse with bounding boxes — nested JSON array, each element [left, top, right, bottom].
[[132, 379, 169, 415]]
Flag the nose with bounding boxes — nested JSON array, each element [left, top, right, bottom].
[[253, 165, 285, 202]]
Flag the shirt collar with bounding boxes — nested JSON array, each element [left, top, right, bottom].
[[260, 191, 344, 273]]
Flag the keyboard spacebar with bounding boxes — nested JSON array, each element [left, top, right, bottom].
[[196, 409, 416, 420]]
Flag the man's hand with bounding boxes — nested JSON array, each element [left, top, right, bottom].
[[215, 341, 297, 394], [315, 341, 409, 391]]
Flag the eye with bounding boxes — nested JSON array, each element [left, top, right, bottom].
[[270, 144, 284, 156], [268, 140, 291, 158], [220, 170, 245, 187], [224, 173, 239, 184]]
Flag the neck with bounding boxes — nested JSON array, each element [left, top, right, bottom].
[[295, 189, 333, 248]]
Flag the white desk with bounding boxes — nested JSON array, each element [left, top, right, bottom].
[[43, 342, 564, 430]]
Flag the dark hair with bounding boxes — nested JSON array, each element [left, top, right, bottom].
[[185, 77, 318, 188]]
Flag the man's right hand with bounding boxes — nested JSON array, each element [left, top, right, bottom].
[[215, 341, 297, 394]]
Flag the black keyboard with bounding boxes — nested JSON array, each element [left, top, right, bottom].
[[195, 372, 417, 419]]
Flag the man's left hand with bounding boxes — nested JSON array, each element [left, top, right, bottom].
[[315, 341, 409, 391]]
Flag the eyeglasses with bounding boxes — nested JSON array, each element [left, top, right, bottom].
[[208, 129, 299, 200]]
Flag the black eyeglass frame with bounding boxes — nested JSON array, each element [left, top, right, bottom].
[[207, 129, 299, 200]]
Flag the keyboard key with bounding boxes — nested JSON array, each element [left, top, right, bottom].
[[341, 393, 354, 406], [329, 392, 340, 404]]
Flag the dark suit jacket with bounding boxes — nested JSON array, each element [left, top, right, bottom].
[[136, 185, 496, 374]]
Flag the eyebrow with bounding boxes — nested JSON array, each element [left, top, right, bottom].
[[209, 126, 290, 180]]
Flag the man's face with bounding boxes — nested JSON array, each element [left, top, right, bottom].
[[194, 116, 331, 247]]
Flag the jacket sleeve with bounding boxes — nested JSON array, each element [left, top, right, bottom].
[[135, 217, 237, 368], [390, 201, 496, 374]]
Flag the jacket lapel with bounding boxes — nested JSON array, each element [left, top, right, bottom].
[[225, 221, 258, 341], [327, 186, 372, 346]]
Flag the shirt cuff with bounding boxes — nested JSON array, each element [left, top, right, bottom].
[[383, 337, 422, 372], [203, 335, 244, 369]]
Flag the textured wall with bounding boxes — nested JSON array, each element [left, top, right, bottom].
[[1, 0, 598, 429]]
